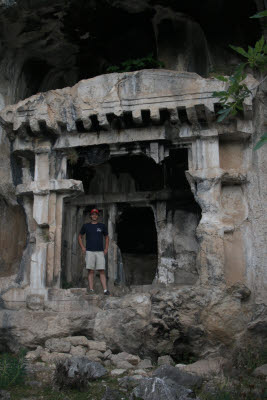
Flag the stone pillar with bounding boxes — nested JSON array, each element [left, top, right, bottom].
[[16, 144, 83, 291], [30, 142, 51, 292], [186, 130, 225, 286]]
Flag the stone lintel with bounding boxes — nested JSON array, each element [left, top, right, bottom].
[[16, 179, 83, 196], [65, 189, 191, 206], [54, 126, 167, 149], [0, 70, 257, 138]]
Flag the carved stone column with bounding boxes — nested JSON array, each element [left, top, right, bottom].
[[186, 130, 225, 286], [16, 143, 83, 291]]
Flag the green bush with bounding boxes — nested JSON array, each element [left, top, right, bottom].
[[106, 53, 164, 73], [0, 350, 26, 389]]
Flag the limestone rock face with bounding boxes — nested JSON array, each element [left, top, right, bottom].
[[0, 286, 259, 359]]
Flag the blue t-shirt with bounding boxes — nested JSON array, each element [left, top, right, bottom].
[[80, 223, 108, 251]]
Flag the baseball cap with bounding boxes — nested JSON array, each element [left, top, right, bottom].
[[90, 208, 99, 214]]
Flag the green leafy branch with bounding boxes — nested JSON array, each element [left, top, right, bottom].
[[229, 35, 267, 71], [106, 54, 164, 73], [212, 66, 251, 122], [254, 132, 267, 150], [250, 10, 267, 19], [212, 11, 267, 150]]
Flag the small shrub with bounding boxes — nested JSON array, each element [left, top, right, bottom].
[[106, 53, 164, 73], [0, 350, 26, 389]]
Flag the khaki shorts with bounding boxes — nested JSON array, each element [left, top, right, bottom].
[[85, 251, 105, 270]]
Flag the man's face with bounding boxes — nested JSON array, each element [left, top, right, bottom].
[[91, 212, 99, 221]]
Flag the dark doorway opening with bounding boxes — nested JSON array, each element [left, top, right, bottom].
[[116, 206, 157, 286]]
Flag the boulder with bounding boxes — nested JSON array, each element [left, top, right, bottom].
[[252, 364, 267, 378], [45, 338, 71, 353], [86, 350, 105, 360], [176, 357, 230, 379], [138, 359, 153, 369], [157, 355, 175, 366], [131, 369, 148, 376], [65, 336, 89, 347], [130, 377, 198, 400], [25, 346, 43, 361], [70, 345, 86, 356], [153, 365, 203, 388], [118, 375, 145, 390], [104, 349, 112, 359], [113, 361, 134, 370], [111, 352, 141, 366], [54, 357, 107, 388], [87, 340, 107, 352], [101, 386, 123, 400], [40, 351, 72, 364], [110, 369, 127, 376]]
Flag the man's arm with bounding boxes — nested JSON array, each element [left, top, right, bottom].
[[104, 235, 109, 255], [78, 234, 86, 253]]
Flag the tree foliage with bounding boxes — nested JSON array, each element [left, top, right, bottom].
[[212, 11, 267, 149], [106, 54, 164, 73]]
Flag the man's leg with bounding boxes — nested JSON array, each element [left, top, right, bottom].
[[86, 251, 95, 290], [99, 270, 107, 291], [88, 269, 94, 290]]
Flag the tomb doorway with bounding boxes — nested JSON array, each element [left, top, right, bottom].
[[116, 206, 158, 286]]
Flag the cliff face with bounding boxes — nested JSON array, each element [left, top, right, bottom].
[[0, 0, 266, 359]]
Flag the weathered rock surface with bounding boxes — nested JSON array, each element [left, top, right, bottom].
[[176, 358, 230, 379], [153, 365, 203, 388], [101, 386, 123, 400], [130, 377, 198, 400], [0, 286, 262, 360], [252, 364, 267, 378], [45, 338, 71, 353], [0, 390, 11, 400], [54, 357, 107, 388], [158, 355, 175, 366]]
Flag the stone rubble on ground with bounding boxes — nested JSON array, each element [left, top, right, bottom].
[[130, 377, 199, 400], [110, 369, 127, 376], [54, 356, 107, 389], [153, 364, 203, 388], [252, 363, 267, 378], [157, 355, 175, 366], [176, 357, 230, 379]]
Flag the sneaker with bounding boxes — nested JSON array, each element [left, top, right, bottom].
[[104, 290, 110, 295], [88, 289, 94, 294]]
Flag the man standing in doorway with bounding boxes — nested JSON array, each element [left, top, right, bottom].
[[78, 209, 110, 295]]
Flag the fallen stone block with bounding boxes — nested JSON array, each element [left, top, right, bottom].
[[45, 338, 71, 353], [138, 359, 153, 369], [87, 340, 107, 352], [110, 369, 127, 376], [86, 350, 105, 360], [252, 364, 267, 378], [176, 357, 230, 379], [70, 345, 86, 357], [41, 351, 72, 364], [111, 352, 141, 367], [157, 355, 175, 366], [65, 336, 89, 347]]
